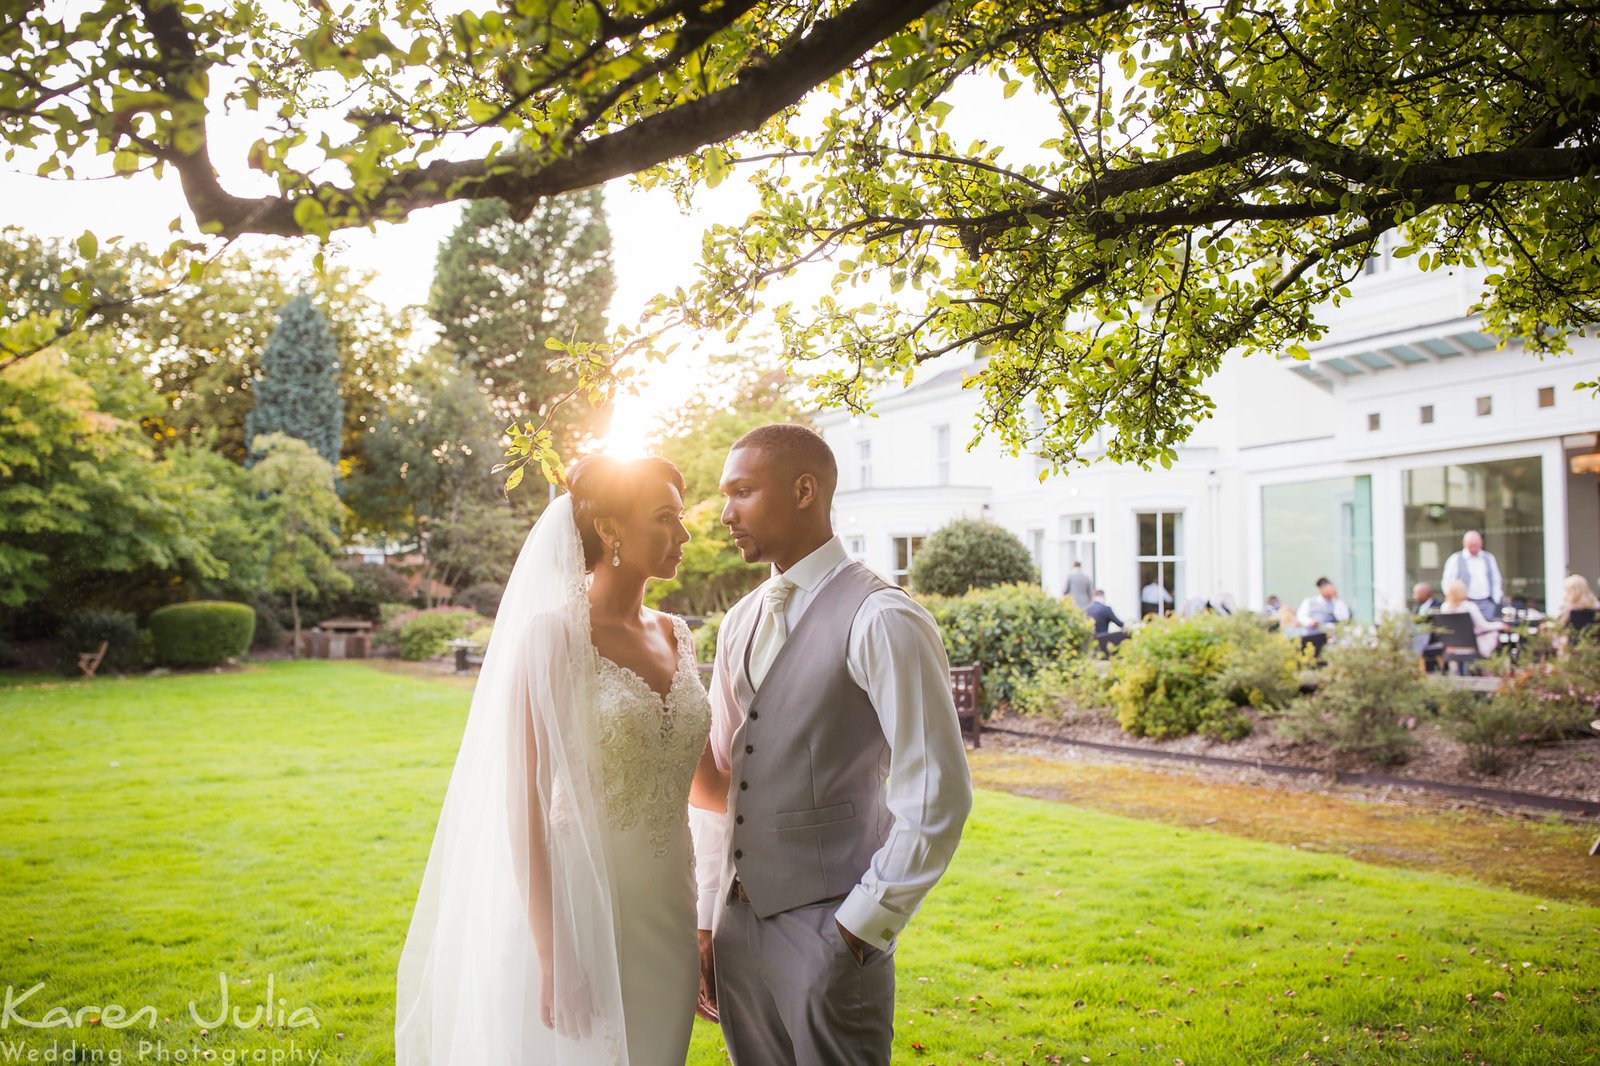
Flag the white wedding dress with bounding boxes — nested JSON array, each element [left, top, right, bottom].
[[396, 495, 711, 1066], [591, 613, 711, 1066]]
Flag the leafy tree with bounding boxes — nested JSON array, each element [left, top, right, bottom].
[[653, 356, 807, 504], [0, 350, 239, 615], [9, 0, 1600, 473], [909, 518, 1037, 596], [249, 432, 354, 655], [430, 193, 615, 443], [364, 351, 531, 605], [648, 355, 801, 611], [245, 294, 344, 469]]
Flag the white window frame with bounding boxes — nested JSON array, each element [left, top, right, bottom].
[[890, 535, 924, 587], [1135, 510, 1184, 615], [856, 439, 873, 489]]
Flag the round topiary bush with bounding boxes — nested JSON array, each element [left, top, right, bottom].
[[148, 601, 257, 668], [56, 609, 143, 676], [909, 518, 1038, 596]]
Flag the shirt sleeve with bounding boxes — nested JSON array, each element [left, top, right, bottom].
[[1295, 598, 1314, 626], [690, 608, 740, 930], [1334, 599, 1351, 622], [833, 594, 974, 951]]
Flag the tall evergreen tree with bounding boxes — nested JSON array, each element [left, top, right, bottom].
[[429, 191, 614, 452], [245, 294, 343, 469]]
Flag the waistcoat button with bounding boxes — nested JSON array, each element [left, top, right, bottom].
[[739, 781, 748, 790]]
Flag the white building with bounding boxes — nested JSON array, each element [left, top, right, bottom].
[[816, 259, 1600, 620]]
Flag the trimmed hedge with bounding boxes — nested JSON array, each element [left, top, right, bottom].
[[149, 601, 256, 668], [56, 609, 143, 676], [918, 582, 1092, 711]]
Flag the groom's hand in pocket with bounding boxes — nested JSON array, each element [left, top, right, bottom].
[[695, 929, 719, 1023]]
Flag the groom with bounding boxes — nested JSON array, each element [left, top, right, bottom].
[[690, 423, 973, 1065]]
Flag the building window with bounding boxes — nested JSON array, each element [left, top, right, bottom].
[[1403, 457, 1545, 607], [933, 424, 950, 485], [1261, 476, 1375, 623], [1538, 386, 1555, 408], [1476, 396, 1492, 417], [1026, 528, 1045, 577], [1419, 405, 1434, 424], [1367, 412, 1381, 431], [890, 535, 924, 587], [1136, 511, 1183, 616], [845, 535, 866, 559], [856, 439, 873, 489], [1060, 513, 1097, 584]]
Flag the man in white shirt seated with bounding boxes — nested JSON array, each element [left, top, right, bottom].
[[1296, 577, 1351, 629], [1440, 530, 1504, 622]]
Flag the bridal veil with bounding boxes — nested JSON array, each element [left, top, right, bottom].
[[395, 493, 629, 1064]]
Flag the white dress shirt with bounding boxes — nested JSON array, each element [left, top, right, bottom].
[[1296, 594, 1351, 627], [690, 534, 973, 950]]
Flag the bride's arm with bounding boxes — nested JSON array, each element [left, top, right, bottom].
[[521, 686, 555, 971], [688, 739, 728, 812]]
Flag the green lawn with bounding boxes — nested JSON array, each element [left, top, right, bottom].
[[1, 662, 1595, 1065]]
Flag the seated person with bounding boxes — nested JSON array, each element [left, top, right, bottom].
[[1438, 578, 1505, 657], [1412, 581, 1442, 617], [1296, 577, 1350, 630], [1084, 590, 1124, 636], [1262, 594, 1284, 617], [1557, 573, 1599, 627]]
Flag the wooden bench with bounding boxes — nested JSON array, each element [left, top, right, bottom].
[[950, 663, 982, 749], [78, 640, 109, 679]]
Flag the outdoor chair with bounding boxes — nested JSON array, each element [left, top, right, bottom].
[[1431, 613, 1482, 674], [77, 640, 109, 679], [950, 663, 982, 749]]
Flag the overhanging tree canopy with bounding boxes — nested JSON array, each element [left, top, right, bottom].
[[5, 0, 1598, 471]]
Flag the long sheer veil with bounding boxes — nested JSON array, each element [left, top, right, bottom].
[[396, 493, 628, 1064]]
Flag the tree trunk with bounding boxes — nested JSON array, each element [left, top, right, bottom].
[[290, 587, 301, 660]]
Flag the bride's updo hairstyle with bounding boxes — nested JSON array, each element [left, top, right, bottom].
[[567, 454, 686, 571]]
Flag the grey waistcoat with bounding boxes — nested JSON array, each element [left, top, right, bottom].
[[725, 561, 896, 918]]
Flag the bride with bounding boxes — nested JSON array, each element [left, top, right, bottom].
[[395, 455, 727, 1065]]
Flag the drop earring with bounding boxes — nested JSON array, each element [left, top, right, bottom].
[[611, 540, 622, 567]]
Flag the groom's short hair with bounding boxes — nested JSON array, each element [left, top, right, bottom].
[[732, 424, 837, 492]]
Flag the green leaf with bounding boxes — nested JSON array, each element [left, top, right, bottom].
[[76, 232, 97, 261]]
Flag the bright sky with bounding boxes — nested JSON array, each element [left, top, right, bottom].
[[0, 55, 1053, 459]]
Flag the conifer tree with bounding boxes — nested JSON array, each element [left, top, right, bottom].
[[245, 294, 343, 469]]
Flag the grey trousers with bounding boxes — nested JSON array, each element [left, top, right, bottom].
[[714, 892, 895, 1066]]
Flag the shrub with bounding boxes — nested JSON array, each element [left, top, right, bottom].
[[1107, 613, 1252, 740], [56, 609, 143, 675], [326, 560, 412, 621], [454, 581, 505, 618], [1483, 629, 1600, 739], [1438, 688, 1543, 774], [919, 583, 1092, 711], [1010, 658, 1113, 718], [694, 612, 723, 665], [909, 519, 1038, 596], [1209, 613, 1309, 711], [1279, 614, 1434, 766], [389, 606, 485, 661], [148, 601, 257, 668]]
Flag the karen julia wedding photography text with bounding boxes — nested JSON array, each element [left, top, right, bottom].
[[1, 973, 321, 1064]]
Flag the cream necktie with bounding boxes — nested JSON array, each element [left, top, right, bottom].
[[747, 578, 796, 689]]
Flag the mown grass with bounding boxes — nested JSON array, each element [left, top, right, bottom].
[[1, 662, 1594, 1065]]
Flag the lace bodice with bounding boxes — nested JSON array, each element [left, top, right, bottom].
[[593, 615, 711, 857]]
